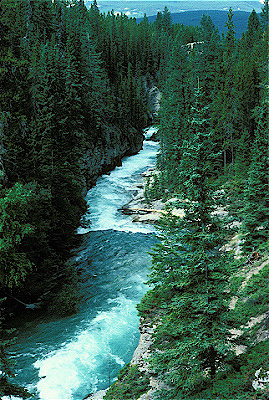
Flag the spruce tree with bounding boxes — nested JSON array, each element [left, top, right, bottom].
[[0, 183, 34, 289], [241, 100, 269, 253], [260, 0, 269, 43], [156, 40, 189, 194]]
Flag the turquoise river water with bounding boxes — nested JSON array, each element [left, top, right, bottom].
[[7, 127, 158, 400]]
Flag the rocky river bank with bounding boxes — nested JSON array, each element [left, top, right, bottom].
[[120, 168, 184, 224], [85, 168, 174, 400]]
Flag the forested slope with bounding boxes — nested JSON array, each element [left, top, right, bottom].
[[0, 0, 268, 398], [137, 9, 251, 38], [104, 4, 269, 400]]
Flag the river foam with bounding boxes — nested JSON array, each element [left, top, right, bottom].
[[77, 127, 159, 234], [33, 287, 145, 399]]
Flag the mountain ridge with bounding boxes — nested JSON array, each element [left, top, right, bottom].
[[137, 9, 252, 38]]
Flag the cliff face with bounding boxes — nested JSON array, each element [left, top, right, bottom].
[[80, 79, 161, 192], [80, 124, 144, 193]]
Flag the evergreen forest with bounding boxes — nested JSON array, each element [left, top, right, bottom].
[[0, 0, 268, 398]]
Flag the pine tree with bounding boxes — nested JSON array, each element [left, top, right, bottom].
[[241, 100, 269, 252], [0, 183, 34, 289], [162, 6, 172, 33], [147, 213, 236, 399], [156, 40, 189, 194], [245, 9, 261, 48], [232, 9, 265, 179], [260, 0, 269, 44]]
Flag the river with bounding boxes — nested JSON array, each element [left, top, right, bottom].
[[8, 127, 158, 400]]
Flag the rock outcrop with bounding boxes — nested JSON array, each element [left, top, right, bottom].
[[121, 168, 184, 224], [147, 85, 161, 124], [80, 124, 144, 194], [80, 77, 161, 194]]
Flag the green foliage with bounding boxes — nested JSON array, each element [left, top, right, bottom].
[[104, 364, 150, 400], [136, 18, 269, 391], [144, 174, 166, 203], [137, 286, 166, 317], [195, 340, 269, 399], [140, 91, 241, 396], [0, 2, 268, 399], [0, 0, 161, 298], [240, 101, 269, 253], [231, 260, 269, 327], [144, 211, 238, 398], [196, 14, 221, 104], [0, 183, 34, 288]]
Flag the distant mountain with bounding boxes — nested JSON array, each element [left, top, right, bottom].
[[137, 10, 252, 38], [89, 1, 262, 19]]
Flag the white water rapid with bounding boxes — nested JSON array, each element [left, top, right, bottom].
[[8, 127, 158, 400], [77, 126, 158, 234]]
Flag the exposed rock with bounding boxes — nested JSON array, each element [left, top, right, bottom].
[[148, 85, 161, 124], [132, 212, 161, 224], [80, 124, 144, 195], [120, 171, 185, 224], [229, 257, 269, 355], [221, 233, 243, 259], [229, 258, 269, 312], [85, 389, 108, 400], [85, 320, 163, 400], [130, 321, 166, 400], [143, 77, 161, 124], [252, 368, 269, 391], [131, 325, 154, 369], [80, 78, 161, 194]]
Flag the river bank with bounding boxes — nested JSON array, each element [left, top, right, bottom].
[[86, 168, 269, 400], [120, 168, 184, 224], [86, 319, 160, 400]]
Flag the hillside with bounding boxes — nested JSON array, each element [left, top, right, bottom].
[[137, 9, 252, 37]]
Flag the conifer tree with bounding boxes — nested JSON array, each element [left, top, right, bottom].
[[241, 100, 269, 252], [141, 91, 237, 398], [245, 9, 261, 48], [162, 6, 172, 33], [211, 8, 237, 171], [232, 9, 265, 178], [0, 183, 34, 289], [260, 0, 269, 43], [196, 15, 221, 105], [156, 40, 189, 194]]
